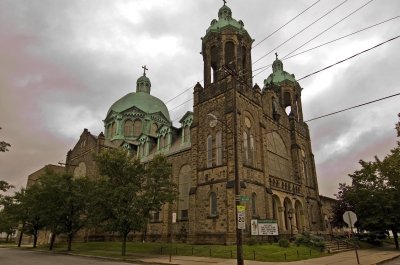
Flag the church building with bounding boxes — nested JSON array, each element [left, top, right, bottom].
[[65, 3, 323, 244]]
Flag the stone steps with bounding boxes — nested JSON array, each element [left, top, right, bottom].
[[325, 240, 355, 253]]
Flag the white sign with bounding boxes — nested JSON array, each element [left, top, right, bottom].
[[343, 211, 357, 228], [251, 219, 279, 236], [172, 212, 177, 223], [237, 206, 246, 230]]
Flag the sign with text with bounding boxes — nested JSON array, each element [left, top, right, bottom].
[[237, 205, 246, 230], [251, 219, 279, 236]]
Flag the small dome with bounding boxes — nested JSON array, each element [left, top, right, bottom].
[[264, 53, 297, 86], [205, 3, 248, 36], [136, 74, 151, 93]]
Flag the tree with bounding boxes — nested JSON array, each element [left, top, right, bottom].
[[0, 127, 11, 152], [0, 196, 18, 242], [94, 149, 176, 256], [342, 154, 400, 249], [29, 170, 91, 251], [332, 183, 353, 228], [140, 154, 176, 241]]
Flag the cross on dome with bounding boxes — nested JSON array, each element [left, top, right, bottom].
[[223, 0, 227, 5], [142, 65, 148, 76]]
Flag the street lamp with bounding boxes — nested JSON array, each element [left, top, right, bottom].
[[207, 109, 243, 265], [288, 208, 294, 240]]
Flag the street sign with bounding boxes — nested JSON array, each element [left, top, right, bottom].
[[343, 211, 357, 228], [237, 205, 246, 230]]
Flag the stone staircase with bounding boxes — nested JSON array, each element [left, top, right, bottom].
[[325, 239, 356, 253]]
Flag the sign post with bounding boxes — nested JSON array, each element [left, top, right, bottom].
[[343, 211, 359, 264]]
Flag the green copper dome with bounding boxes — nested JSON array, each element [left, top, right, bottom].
[[264, 54, 297, 86], [205, 3, 248, 36], [106, 73, 170, 121]]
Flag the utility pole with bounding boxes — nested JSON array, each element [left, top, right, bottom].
[[223, 64, 244, 265]]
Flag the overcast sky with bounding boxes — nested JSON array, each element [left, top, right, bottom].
[[1, 0, 399, 197]]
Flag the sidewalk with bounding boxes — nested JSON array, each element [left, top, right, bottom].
[[136, 248, 400, 265]]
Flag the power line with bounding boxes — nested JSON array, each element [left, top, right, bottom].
[[282, 0, 375, 59], [253, 0, 349, 65], [296, 35, 400, 81], [253, 0, 321, 49], [284, 16, 400, 60], [305, 92, 400, 122], [251, 16, 400, 78], [169, 35, 399, 121], [166, 15, 399, 106]]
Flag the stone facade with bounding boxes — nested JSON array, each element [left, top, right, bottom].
[[33, 3, 329, 244]]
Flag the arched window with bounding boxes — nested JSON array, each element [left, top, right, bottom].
[[251, 193, 257, 216], [250, 134, 254, 165], [210, 192, 217, 217], [216, 131, 222, 166], [150, 123, 158, 136], [178, 165, 191, 220], [207, 135, 212, 167], [243, 131, 248, 163], [241, 46, 246, 71], [111, 122, 116, 138], [184, 126, 190, 143], [210, 45, 218, 83], [301, 149, 308, 185], [272, 197, 278, 220], [266, 132, 291, 180], [133, 119, 142, 137], [124, 120, 133, 137], [225, 41, 235, 66]]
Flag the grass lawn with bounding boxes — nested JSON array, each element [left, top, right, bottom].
[[38, 241, 328, 262]]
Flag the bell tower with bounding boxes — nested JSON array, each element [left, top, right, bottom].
[[201, 3, 253, 88]]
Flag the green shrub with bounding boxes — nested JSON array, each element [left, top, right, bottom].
[[247, 238, 257, 246], [278, 239, 290, 247]]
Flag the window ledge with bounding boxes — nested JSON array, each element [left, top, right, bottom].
[[207, 214, 219, 219]]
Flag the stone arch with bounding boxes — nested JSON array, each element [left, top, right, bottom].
[[294, 199, 304, 233], [283, 197, 293, 232], [271, 195, 282, 230]]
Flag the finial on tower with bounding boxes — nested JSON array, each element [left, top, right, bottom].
[[223, 0, 227, 6], [142, 65, 148, 76], [275, 52, 278, 60]]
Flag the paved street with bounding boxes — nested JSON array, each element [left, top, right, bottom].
[[0, 248, 147, 265], [382, 256, 400, 265]]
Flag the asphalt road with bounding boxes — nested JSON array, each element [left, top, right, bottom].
[[382, 256, 400, 265], [0, 248, 146, 265]]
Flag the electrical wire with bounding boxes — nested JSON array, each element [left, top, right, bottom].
[[305, 92, 400, 122], [253, 0, 321, 49], [253, 0, 349, 65], [282, 0, 375, 59], [296, 35, 400, 81]]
